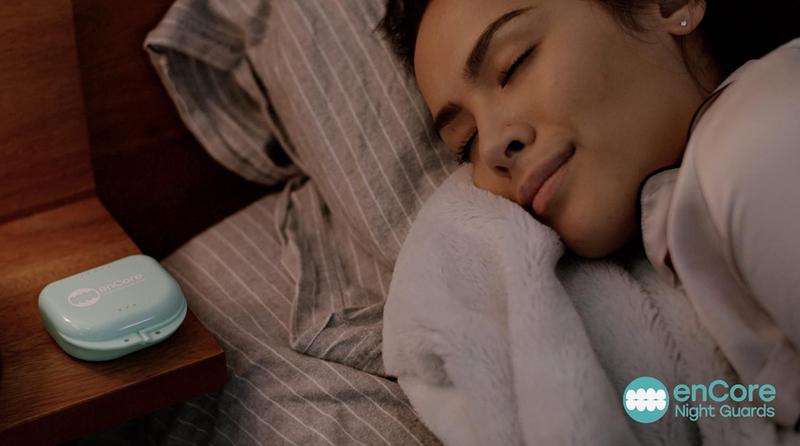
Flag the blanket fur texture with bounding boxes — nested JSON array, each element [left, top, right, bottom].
[[383, 164, 800, 445]]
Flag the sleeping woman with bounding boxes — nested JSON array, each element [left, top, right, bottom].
[[379, 0, 800, 430]]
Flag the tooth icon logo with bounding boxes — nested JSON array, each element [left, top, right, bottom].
[[623, 376, 669, 423], [67, 288, 101, 307]]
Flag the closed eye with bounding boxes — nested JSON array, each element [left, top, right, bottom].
[[455, 131, 477, 165], [500, 45, 536, 87]]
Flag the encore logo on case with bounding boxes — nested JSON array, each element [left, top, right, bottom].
[[66, 273, 145, 307], [623, 376, 670, 423], [67, 288, 102, 307]]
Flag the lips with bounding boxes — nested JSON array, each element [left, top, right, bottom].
[[517, 143, 576, 214]]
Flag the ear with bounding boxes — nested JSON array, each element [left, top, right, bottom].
[[657, 0, 707, 36]]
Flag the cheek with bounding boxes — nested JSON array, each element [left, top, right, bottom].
[[535, 43, 670, 178], [521, 42, 619, 135]]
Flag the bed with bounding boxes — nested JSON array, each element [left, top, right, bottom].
[[66, 1, 800, 444]]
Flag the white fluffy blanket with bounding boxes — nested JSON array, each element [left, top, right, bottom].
[[382, 164, 798, 445]]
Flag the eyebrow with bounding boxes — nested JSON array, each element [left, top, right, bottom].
[[432, 7, 534, 136], [465, 7, 533, 82]]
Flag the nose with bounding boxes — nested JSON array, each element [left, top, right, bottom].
[[479, 121, 536, 176]]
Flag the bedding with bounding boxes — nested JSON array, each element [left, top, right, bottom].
[[136, 0, 458, 442], [144, 0, 457, 376], [135, 0, 800, 444], [145, 0, 456, 263], [118, 191, 440, 445], [383, 164, 800, 445], [81, 0, 800, 442], [145, 0, 301, 186]]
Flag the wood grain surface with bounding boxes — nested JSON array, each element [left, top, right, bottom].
[[0, 0, 94, 224], [1, 2, 228, 443]]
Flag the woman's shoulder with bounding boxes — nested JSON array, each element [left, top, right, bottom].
[[668, 37, 800, 249], [697, 36, 800, 142], [684, 37, 800, 206], [728, 36, 800, 103]]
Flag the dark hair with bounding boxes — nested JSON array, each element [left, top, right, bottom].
[[377, 0, 800, 86]]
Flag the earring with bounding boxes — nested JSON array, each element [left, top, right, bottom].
[[680, 19, 689, 27]]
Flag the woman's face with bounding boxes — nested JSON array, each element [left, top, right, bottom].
[[414, 0, 717, 257]]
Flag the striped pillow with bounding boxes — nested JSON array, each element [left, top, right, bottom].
[[245, 0, 457, 263], [146, 0, 458, 264], [145, 0, 303, 186]]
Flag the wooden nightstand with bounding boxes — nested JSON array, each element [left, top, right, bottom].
[[0, 198, 227, 445], [0, 1, 227, 444]]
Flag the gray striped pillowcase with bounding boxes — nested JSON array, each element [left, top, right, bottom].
[[147, 0, 458, 267], [247, 0, 459, 266]]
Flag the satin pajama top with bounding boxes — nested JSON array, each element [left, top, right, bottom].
[[638, 37, 800, 429]]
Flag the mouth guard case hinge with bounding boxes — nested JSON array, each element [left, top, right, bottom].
[[38, 254, 187, 361]]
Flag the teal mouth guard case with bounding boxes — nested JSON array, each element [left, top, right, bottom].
[[38, 254, 187, 361]]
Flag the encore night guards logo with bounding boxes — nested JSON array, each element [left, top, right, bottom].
[[66, 274, 144, 307], [624, 377, 669, 423], [623, 376, 777, 423]]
